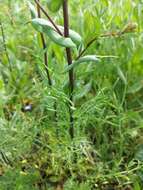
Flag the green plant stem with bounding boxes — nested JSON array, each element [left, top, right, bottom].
[[76, 33, 116, 60], [34, 0, 63, 36], [36, 0, 52, 86], [36, 0, 58, 125], [0, 20, 12, 72], [76, 30, 137, 60], [63, 0, 74, 139]]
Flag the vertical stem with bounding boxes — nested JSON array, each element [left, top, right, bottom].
[[0, 20, 19, 97], [37, 0, 52, 86], [0, 20, 12, 72], [36, 0, 58, 125], [63, 0, 74, 138]]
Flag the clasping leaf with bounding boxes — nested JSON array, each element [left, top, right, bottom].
[[31, 18, 76, 48]]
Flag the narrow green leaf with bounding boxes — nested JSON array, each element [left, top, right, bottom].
[[64, 55, 100, 72], [27, 1, 37, 19], [96, 55, 118, 58], [117, 67, 127, 85]]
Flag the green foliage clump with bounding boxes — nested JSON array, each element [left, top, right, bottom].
[[0, 0, 143, 189]]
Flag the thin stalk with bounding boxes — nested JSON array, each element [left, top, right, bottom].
[[63, 0, 74, 138], [0, 20, 19, 96], [36, 0, 52, 86], [76, 30, 137, 60], [36, 0, 58, 124], [34, 0, 63, 36], [0, 20, 12, 72]]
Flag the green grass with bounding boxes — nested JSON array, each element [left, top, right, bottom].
[[0, 0, 143, 189]]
